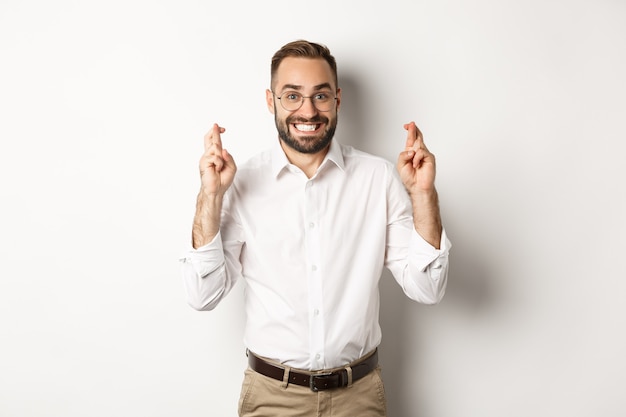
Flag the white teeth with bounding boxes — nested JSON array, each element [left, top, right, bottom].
[[295, 124, 317, 132]]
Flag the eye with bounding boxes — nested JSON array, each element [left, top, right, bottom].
[[284, 92, 301, 102], [314, 92, 332, 102]]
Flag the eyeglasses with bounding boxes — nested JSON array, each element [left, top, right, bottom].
[[272, 90, 337, 112]]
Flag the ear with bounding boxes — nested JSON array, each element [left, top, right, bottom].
[[266, 89, 275, 114], [335, 87, 342, 112]]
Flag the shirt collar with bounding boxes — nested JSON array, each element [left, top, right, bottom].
[[271, 138, 345, 178]]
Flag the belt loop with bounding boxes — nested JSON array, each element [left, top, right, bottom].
[[345, 365, 353, 388], [281, 366, 291, 389]]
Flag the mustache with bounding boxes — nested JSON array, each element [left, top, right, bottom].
[[286, 115, 328, 124]]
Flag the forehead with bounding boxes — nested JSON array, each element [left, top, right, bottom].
[[273, 57, 336, 91]]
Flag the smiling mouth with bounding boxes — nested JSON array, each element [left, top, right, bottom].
[[293, 123, 321, 132]]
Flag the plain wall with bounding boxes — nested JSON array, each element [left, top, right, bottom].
[[1, 0, 625, 416]]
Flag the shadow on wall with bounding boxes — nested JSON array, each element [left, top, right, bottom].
[[336, 70, 370, 151], [379, 226, 494, 415], [439, 209, 494, 313]]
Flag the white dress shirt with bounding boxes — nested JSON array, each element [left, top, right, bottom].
[[180, 139, 451, 370]]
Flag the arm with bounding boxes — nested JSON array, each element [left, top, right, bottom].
[[396, 122, 442, 248], [192, 123, 237, 248], [391, 122, 449, 304], [180, 124, 239, 311]]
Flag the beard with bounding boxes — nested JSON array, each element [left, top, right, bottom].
[[275, 112, 337, 154]]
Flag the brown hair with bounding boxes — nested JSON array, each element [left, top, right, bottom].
[[270, 40, 338, 89]]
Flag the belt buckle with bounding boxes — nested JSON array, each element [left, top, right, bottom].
[[309, 372, 334, 392]]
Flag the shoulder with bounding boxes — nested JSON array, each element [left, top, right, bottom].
[[339, 143, 395, 174], [235, 148, 273, 177], [224, 149, 273, 199], [336, 143, 407, 196]]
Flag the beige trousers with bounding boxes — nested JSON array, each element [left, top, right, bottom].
[[238, 365, 387, 417]]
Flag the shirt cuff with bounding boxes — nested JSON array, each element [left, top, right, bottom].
[[410, 228, 451, 272], [179, 231, 225, 277]]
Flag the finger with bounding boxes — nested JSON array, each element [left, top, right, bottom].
[[397, 149, 416, 167], [209, 154, 225, 172], [412, 148, 426, 168], [413, 125, 429, 153], [412, 148, 435, 169], [404, 121, 417, 149], [200, 153, 223, 172], [221, 148, 237, 171], [204, 123, 226, 151], [404, 121, 429, 152], [212, 123, 225, 152]]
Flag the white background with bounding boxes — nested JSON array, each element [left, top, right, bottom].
[[1, 0, 625, 416]]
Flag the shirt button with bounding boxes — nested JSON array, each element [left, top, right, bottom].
[[311, 265, 317, 271], [315, 353, 321, 360], [309, 222, 315, 229], [313, 309, 319, 316]]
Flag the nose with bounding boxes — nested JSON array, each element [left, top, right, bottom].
[[298, 96, 319, 117]]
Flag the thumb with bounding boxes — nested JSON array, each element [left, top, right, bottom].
[[222, 148, 237, 169], [398, 149, 415, 163], [397, 149, 414, 171]]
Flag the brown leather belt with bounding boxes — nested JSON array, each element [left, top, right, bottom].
[[247, 349, 378, 392]]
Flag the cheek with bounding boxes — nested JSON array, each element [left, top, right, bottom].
[[279, 112, 292, 125]]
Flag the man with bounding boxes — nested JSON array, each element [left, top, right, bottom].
[[180, 40, 450, 417]]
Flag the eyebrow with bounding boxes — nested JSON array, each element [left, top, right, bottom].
[[279, 83, 334, 92]]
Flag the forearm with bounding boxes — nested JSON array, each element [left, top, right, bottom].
[[410, 189, 442, 249], [192, 190, 224, 249], [184, 194, 242, 311]]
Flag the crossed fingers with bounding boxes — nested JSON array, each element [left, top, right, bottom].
[[403, 121, 432, 168], [202, 123, 226, 171]]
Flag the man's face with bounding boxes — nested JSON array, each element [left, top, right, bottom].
[[267, 57, 341, 154]]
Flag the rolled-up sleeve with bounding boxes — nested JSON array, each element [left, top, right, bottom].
[[409, 228, 450, 272], [405, 228, 451, 304], [179, 232, 236, 311], [388, 224, 451, 305]]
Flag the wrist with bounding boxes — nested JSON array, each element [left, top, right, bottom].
[[409, 187, 438, 205]]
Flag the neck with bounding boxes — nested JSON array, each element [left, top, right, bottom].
[[280, 140, 330, 178]]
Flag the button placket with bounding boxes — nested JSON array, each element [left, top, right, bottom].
[[304, 179, 325, 369]]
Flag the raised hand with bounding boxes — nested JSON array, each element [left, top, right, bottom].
[[396, 121, 442, 248], [396, 121, 436, 195], [199, 123, 237, 197], [192, 123, 237, 248]]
